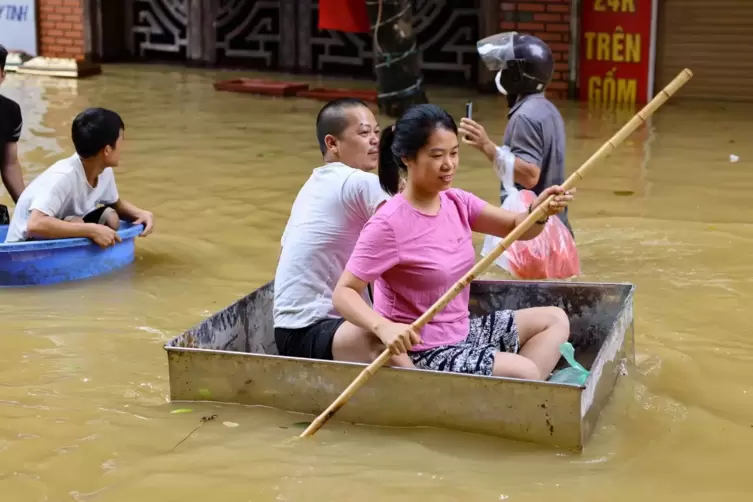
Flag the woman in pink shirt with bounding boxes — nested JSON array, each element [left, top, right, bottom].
[[332, 104, 574, 380]]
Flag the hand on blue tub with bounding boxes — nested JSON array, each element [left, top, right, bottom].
[[89, 224, 121, 248], [132, 210, 154, 237]]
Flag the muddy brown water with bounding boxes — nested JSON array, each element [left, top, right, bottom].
[[1, 65, 752, 501]]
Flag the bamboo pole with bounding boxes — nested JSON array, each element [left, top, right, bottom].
[[299, 68, 694, 439]]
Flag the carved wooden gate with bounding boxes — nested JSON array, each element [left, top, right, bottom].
[[128, 0, 485, 87], [131, 0, 189, 61], [298, 0, 480, 86], [213, 0, 296, 69]]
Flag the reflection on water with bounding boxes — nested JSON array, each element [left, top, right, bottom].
[[3, 74, 76, 181], [0, 64, 752, 501]]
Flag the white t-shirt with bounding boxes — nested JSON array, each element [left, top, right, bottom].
[[5, 153, 120, 242], [273, 162, 390, 329]]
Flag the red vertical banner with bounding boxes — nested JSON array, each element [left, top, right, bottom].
[[579, 0, 657, 105], [318, 0, 370, 34]]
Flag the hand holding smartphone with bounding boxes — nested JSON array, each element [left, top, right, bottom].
[[463, 101, 473, 141]]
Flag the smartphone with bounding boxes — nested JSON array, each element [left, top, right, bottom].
[[465, 101, 473, 120]]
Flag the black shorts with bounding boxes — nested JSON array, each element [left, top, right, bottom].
[[83, 205, 115, 224], [62, 205, 116, 225], [274, 317, 346, 360]]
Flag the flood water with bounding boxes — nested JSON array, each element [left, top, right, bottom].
[[1, 65, 752, 501]]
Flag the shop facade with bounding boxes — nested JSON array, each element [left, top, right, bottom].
[[2, 0, 751, 103]]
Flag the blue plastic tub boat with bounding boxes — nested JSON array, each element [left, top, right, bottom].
[[0, 221, 144, 287]]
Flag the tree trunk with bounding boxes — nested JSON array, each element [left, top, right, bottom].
[[366, 0, 428, 118]]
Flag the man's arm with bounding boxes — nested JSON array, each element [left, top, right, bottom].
[[111, 199, 154, 236], [26, 210, 121, 248], [459, 116, 543, 189], [2, 104, 25, 202], [26, 209, 95, 240], [480, 138, 541, 189], [111, 198, 144, 220]]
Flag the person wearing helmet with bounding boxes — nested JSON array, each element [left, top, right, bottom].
[[459, 32, 572, 236]]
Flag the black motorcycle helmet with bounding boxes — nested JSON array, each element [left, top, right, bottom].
[[477, 32, 554, 97]]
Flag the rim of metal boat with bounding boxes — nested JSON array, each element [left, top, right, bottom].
[[0, 222, 144, 253], [163, 344, 597, 389]]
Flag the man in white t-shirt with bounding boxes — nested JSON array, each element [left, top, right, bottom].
[[274, 98, 412, 367], [5, 107, 154, 244]]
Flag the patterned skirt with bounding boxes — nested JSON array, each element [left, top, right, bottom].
[[408, 310, 520, 377]]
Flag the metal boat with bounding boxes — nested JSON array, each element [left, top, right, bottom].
[[164, 279, 635, 451]]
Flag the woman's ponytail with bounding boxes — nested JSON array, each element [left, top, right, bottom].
[[378, 125, 404, 196]]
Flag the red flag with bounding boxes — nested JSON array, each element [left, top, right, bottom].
[[318, 0, 370, 34]]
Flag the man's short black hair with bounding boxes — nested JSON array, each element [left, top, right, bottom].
[[0, 44, 8, 72], [71, 108, 125, 158], [315, 98, 369, 155]]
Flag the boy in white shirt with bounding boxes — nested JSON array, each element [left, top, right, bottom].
[[274, 98, 412, 367], [5, 107, 154, 245]]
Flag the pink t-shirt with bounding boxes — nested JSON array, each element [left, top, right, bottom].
[[345, 188, 488, 351]]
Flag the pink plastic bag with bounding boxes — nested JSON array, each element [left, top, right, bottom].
[[481, 146, 581, 280]]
